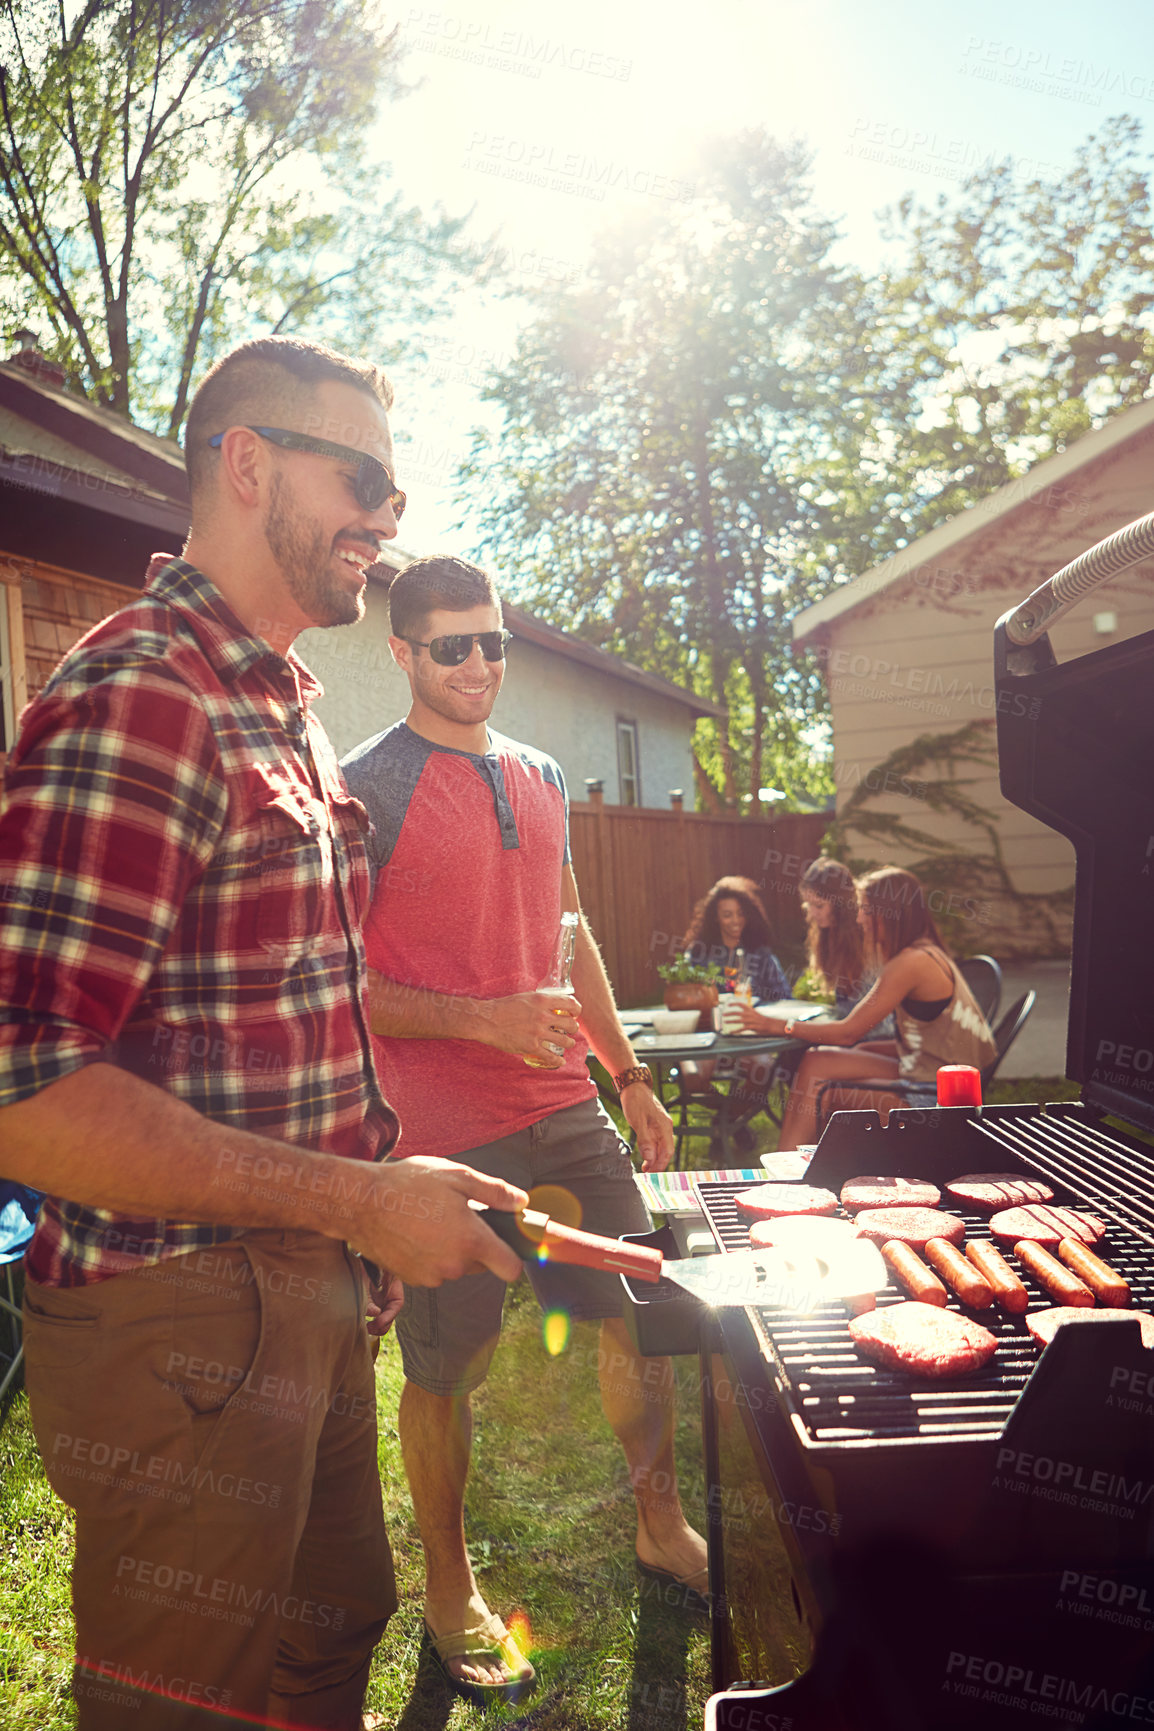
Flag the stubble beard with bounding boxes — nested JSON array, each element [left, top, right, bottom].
[[264, 473, 365, 629], [412, 661, 501, 729]]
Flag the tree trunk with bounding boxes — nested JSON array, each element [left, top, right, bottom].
[[693, 752, 723, 813]]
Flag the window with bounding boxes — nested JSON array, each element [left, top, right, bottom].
[[616, 718, 640, 807]]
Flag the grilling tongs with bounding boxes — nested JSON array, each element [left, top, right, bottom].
[[478, 1206, 887, 1310]]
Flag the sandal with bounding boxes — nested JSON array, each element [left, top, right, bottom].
[[635, 1557, 711, 1615], [422, 1612, 537, 1707]]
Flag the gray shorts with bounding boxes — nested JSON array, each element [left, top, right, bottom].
[[395, 1096, 651, 1396]]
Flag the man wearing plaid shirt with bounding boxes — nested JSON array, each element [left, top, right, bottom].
[[0, 336, 524, 1731]]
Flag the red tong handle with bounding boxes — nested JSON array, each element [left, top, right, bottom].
[[479, 1207, 664, 1283]]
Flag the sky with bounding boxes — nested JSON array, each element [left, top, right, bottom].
[[366, 0, 1154, 548]]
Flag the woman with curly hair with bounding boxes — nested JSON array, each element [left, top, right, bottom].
[[738, 866, 995, 1149], [683, 876, 789, 1003]]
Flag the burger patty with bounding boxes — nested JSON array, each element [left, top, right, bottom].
[[1026, 1308, 1154, 1349], [946, 1172, 1055, 1209], [840, 1175, 941, 1212], [748, 1215, 863, 1252], [989, 1205, 1105, 1247], [733, 1183, 838, 1220], [853, 1207, 965, 1250], [848, 1301, 997, 1376]]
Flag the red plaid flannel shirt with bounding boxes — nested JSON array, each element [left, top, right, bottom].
[[0, 556, 398, 1285]]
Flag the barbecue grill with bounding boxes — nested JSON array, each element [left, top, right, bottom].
[[623, 516, 1154, 1730]]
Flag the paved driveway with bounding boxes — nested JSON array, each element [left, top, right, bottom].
[[994, 958, 1071, 1079]]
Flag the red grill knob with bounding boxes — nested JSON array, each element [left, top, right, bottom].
[[937, 1064, 983, 1107]]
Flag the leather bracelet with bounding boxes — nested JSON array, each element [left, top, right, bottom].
[[613, 1063, 654, 1095]]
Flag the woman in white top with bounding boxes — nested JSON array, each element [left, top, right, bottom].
[[737, 866, 996, 1150]]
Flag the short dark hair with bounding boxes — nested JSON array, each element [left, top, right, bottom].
[[387, 555, 501, 641], [184, 336, 394, 500]]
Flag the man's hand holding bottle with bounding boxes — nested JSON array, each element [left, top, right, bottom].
[[474, 989, 583, 1066]]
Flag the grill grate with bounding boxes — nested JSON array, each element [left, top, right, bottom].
[[695, 1167, 1154, 1447], [966, 1108, 1154, 1244]]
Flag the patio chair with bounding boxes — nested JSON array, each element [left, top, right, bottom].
[[667, 1057, 782, 1167], [957, 954, 1003, 1028], [812, 989, 1037, 1134], [0, 1184, 42, 1415]]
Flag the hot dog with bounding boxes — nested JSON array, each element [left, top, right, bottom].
[[965, 1239, 1029, 1313], [1014, 1239, 1094, 1306], [1057, 1238, 1130, 1307], [882, 1240, 947, 1307], [924, 1238, 993, 1309]]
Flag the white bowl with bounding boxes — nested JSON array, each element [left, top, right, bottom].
[[650, 1009, 702, 1035]]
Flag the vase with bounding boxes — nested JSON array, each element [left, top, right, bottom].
[[662, 981, 719, 1032]]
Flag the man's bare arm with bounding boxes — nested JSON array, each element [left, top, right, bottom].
[[0, 1065, 525, 1285], [564, 864, 675, 1172], [367, 972, 582, 1067]]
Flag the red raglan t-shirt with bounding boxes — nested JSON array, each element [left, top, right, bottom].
[[341, 723, 594, 1159]]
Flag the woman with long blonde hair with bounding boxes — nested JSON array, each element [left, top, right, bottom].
[[740, 866, 995, 1149]]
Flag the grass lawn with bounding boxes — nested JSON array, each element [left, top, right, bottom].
[[0, 1280, 714, 1729], [0, 1073, 1083, 1726]]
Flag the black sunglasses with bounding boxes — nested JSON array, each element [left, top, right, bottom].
[[207, 425, 406, 519], [402, 630, 513, 667]]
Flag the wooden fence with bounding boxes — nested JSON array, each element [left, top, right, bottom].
[[569, 794, 831, 1007]]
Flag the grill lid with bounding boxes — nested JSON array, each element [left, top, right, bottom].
[[995, 516, 1154, 1131]]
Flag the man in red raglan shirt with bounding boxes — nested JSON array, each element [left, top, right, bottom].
[[342, 555, 709, 1707]]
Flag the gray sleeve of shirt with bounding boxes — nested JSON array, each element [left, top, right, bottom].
[[551, 757, 571, 865], [340, 725, 429, 883]]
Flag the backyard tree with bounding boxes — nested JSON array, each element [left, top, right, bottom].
[[0, 0, 481, 433], [459, 116, 1154, 810], [799, 113, 1154, 579], [457, 130, 851, 811]]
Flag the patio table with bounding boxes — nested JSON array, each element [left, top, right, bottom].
[[599, 1002, 830, 1168], [626, 1029, 794, 1168]]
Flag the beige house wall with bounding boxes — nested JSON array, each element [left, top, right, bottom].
[[805, 417, 1154, 934]]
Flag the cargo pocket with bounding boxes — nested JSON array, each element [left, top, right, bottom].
[[166, 1245, 263, 1426], [23, 1283, 100, 1372]]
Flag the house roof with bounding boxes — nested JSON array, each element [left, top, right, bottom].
[[0, 351, 189, 537], [0, 353, 188, 493], [0, 354, 721, 721], [366, 547, 723, 720], [793, 393, 1154, 645]]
